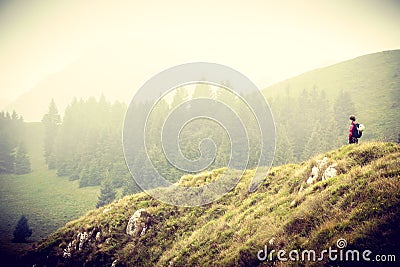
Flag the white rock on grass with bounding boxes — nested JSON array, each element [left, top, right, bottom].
[[111, 259, 118, 267], [269, 237, 276, 245], [306, 166, 319, 184], [306, 157, 334, 184], [95, 231, 101, 242], [77, 232, 89, 251], [323, 163, 338, 180], [126, 209, 151, 237], [298, 185, 304, 194]]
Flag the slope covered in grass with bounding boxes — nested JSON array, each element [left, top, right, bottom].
[[25, 142, 400, 266]]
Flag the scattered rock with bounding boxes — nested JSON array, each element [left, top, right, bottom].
[[306, 157, 331, 184], [95, 231, 102, 242], [111, 259, 118, 267], [269, 237, 275, 245], [62, 228, 99, 259], [126, 209, 151, 237], [298, 185, 304, 194], [306, 166, 319, 184], [77, 232, 89, 251], [323, 163, 338, 180], [63, 240, 76, 258], [290, 200, 296, 207], [140, 227, 147, 236]]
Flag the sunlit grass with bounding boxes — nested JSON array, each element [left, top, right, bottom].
[[26, 141, 400, 266]]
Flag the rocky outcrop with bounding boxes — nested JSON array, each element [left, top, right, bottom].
[[126, 209, 152, 238], [63, 228, 102, 259], [306, 157, 337, 184], [61, 209, 153, 262], [322, 163, 338, 180]]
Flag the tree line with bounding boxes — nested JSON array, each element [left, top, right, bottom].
[[269, 88, 356, 165], [42, 85, 357, 207], [0, 111, 31, 174], [42, 96, 138, 208]]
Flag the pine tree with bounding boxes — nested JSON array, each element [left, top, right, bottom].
[[42, 99, 61, 169], [13, 215, 32, 243], [170, 86, 189, 108], [0, 132, 15, 173], [274, 125, 295, 165], [14, 143, 31, 174], [192, 82, 213, 99], [96, 180, 116, 208], [301, 122, 325, 160], [0, 112, 17, 173]]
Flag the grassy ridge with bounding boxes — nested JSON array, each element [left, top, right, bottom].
[[0, 123, 99, 258], [28, 142, 400, 266]]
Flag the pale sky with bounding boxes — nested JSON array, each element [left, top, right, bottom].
[[0, 0, 399, 103]]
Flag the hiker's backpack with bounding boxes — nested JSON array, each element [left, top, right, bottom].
[[352, 123, 365, 138]]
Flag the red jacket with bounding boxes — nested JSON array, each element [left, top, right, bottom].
[[349, 121, 356, 140]]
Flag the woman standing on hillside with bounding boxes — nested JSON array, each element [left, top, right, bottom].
[[349, 115, 359, 144]]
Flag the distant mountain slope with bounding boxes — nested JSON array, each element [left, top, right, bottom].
[[263, 50, 400, 141], [25, 142, 400, 266]]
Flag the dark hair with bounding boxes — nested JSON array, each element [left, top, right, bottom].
[[349, 115, 356, 121]]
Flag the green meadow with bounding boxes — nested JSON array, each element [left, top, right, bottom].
[[0, 123, 99, 255]]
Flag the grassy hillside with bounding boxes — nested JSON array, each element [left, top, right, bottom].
[[26, 142, 400, 266], [0, 123, 99, 260], [263, 49, 400, 141]]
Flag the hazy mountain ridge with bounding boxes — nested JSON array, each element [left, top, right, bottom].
[[5, 50, 400, 127], [4, 54, 143, 122], [25, 142, 400, 266]]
